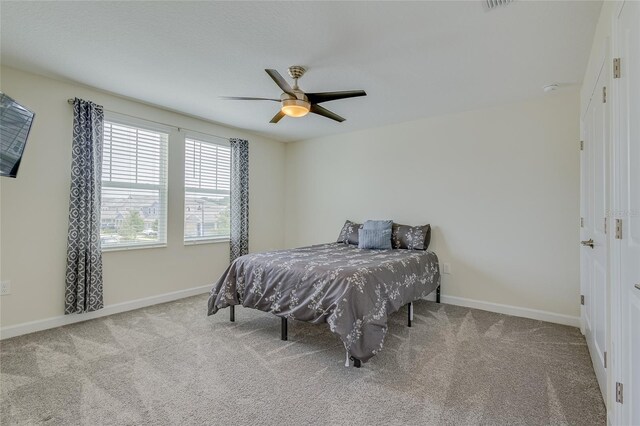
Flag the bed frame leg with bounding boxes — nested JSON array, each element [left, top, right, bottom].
[[407, 302, 413, 327], [351, 357, 361, 368], [229, 305, 235, 322], [436, 285, 441, 303], [281, 317, 288, 341]]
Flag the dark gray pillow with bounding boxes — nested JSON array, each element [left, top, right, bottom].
[[392, 223, 431, 250], [358, 229, 392, 250], [337, 220, 362, 245]]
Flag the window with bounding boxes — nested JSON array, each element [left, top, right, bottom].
[[184, 136, 231, 242], [100, 116, 169, 250]]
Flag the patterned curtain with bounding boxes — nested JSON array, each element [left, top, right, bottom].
[[229, 138, 249, 261], [64, 98, 104, 314]]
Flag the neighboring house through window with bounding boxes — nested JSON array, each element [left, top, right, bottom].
[[100, 114, 169, 250], [184, 136, 231, 243]]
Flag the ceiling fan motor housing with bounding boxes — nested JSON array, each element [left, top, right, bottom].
[[280, 91, 308, 102]]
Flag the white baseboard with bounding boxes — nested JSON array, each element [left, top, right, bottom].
[[0, 284, 212, 340], [1, 286, 580, 340], [430, 294, 580, 327]]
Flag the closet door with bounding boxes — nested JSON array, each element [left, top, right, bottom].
[[580, 49, 609, 401], [613, 2, 640, 424]]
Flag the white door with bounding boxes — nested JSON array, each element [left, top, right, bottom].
[[613, 2, 640, 424], [581, 48, 609, 401]]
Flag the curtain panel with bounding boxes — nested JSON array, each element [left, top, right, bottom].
[[64, 98, 104, 314], [229, 138, 249, 262]]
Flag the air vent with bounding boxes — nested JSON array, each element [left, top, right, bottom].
[[485, 0, 513, 10]]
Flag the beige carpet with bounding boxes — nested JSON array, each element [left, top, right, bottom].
[[1, 295, 605, 425]]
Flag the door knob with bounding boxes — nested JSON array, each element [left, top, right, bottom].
[[581, 239, 595, 248], [635, 284, 640, 291]]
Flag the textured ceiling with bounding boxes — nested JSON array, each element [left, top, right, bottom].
[[1, 1, 602, 142]]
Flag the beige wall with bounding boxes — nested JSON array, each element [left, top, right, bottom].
[[0, 67, 286, 327], [0, 66, 582, 328], [285, 91, 580, 317]]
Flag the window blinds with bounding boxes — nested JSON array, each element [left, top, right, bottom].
[[100, 120, 168, 249], [184, 137, 231, 241]]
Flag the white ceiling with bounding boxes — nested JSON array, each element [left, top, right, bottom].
[[1, 1, 602, 142]]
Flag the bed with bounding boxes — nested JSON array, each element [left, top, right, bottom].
[[207, 242, 441, 366]]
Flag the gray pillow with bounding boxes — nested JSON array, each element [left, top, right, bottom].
[[358, 229, 392, 250], [363, 220, 393, 231], [336, 220, 362, 245], [392, 223, 431, 250]]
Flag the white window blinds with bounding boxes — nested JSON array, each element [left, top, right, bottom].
[[100, 118, 168, 249], [184, 137, 231, 242]]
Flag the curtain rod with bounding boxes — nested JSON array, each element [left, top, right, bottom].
[[67, 98, 230, 141]]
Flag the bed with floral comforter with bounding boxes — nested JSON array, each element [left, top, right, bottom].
[[207, 242, 440, 363]]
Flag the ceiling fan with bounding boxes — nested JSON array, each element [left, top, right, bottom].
[[222, 66, 366, 123]]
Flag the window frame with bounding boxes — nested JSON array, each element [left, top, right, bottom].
[[183, 132, 231, 245], [100, 112, 170, 252]]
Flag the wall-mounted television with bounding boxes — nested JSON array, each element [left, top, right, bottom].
[[1, 92, 35, 178]]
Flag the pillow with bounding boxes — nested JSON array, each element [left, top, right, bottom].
[[358, 229, 392, 250], [392, 224, 431, 250], [336, 220, 363, 245], [363, 220, 393, 231]]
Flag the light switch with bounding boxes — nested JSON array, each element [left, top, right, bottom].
[[1, 280, 11, 295]]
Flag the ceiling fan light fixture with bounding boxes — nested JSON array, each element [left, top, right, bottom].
[[281, 99, 310, 117]]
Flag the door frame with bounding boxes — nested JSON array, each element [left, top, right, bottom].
[[610, 1, 633, 424]]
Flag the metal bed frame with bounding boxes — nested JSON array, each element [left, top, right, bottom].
[[228, 284, 441, 368]]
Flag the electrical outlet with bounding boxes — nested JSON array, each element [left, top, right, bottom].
[[0, 280, 11, 296], [442, 263, 452, 274]]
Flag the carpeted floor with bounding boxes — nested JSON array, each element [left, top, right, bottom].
[[1, 295, 605, 425]]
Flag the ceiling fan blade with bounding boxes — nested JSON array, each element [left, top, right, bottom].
[[270, 110, 286, 124], [265, 69, 296, 97], [220, 96, 280, 101], [306, 90, 367, 104], [310, 104, 345, 123]]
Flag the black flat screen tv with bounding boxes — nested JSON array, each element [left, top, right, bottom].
[[1, 92, 35, 178]]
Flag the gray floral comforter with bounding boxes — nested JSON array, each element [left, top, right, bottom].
[[207, 243, 440, 363]]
